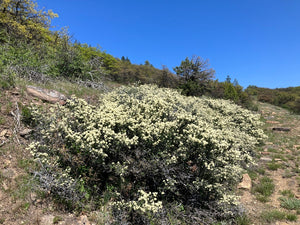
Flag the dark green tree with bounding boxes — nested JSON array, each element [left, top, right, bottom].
[[174, 55, 215, 96], [174, 56, 215, 82], [224, 82, 239, 102], [225, 75, 231, 83]]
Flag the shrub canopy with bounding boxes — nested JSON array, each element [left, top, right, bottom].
[[29, 84, 265, 217]]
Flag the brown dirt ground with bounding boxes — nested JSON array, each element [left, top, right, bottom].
[[239, 102, 300, 225]]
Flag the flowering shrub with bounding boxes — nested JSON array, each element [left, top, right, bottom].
[[28, 84, 265, 221]]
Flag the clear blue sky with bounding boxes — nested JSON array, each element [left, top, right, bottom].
[[40, 0, 300, 89]]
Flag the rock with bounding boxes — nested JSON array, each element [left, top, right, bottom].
[[5, 130, 12, 137], [0, 129, 12, 138], [0, 130, 7, 137], [260, 152, 270, 155], [272, 127, 291, 132], [266, 120, 279, 124], [26, 85, 67, 105], [19, 128, 33, 137], [238, 174, 252, 190], [285, 149, 292, 154], [79, 215, 90, 225], [2, 182, 9, 191], [260, 157, 272, 162], [274, 158, 282, 162]]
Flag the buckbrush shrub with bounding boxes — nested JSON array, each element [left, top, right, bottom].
[[28, 84, 265, 221]]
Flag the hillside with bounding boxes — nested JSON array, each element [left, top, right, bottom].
[[0, 79, 299, 224], [1, 1, 300, 224], [246, 86, 300, 114]]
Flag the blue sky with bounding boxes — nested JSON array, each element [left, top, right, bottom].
[[40, 0, 300, 88]]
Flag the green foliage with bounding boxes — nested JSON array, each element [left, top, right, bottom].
[[266, 161, 282, 171], [174, 56, 215, 96], [53, 216, 63, 224], [224, 82, 239, 102], [180, 79, 205, 96], [0, 0, 58, 42], [0, 66, 16, 89], [21, 105, 33, 126], [28, 85, 265, 222], [159, 66, 178, 88], [245, 86, 300, 114], [174, 56, 215, 83], [253, 176, 275, 202], [208, 79, 256, 110], [261, 210, 297, 222], [279, 197, 300, 210], [286, 213, 298, 221], [0, 116, 5, 125], [236, 214, 252, 225], [113, 59, 177, 88], [280, 189, 295, 198]]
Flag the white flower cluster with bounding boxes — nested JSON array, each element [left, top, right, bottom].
[[113, 190, 162, 213], [28, 84, 266, 208]]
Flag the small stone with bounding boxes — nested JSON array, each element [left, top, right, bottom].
[[79, 215, 90, 225], [260, 157, 272, 162], [260, 152, 270, 155], [0, 130, 7, 137], [274, 158, 282, 162], [285, 149, 292, 154], [2, 182, 9, 191], [19, 128, 33, 137], [266, 121, 279, 124], [238, 174, 252, 190]]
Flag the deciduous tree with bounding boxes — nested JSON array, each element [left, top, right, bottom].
[[0, 0, 58, 41]]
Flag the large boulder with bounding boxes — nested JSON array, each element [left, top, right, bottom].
[[26, 86, 67, 105], [238, 173, 252, 191]]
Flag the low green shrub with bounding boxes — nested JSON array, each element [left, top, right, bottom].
[[267, 161, 282, 171], [280, 189, 295, 198], [28, 85, 266, 222], [279, 197, 300, 210], [261, 210, 297, 222], [253, 176, 275, 202], [0, 67, 16, 90]]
